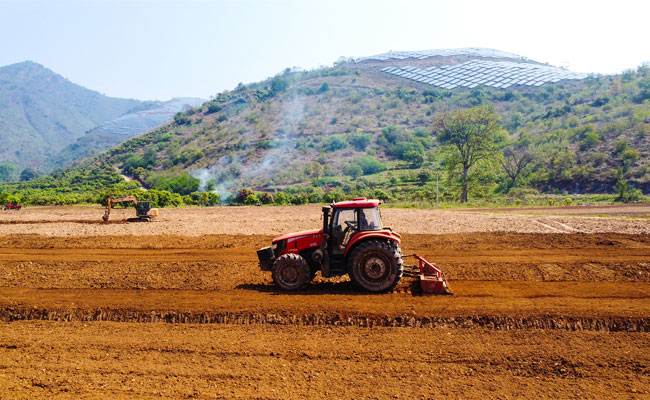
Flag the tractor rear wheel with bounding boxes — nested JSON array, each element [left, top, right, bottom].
[[348, 240, 403, 293], [272, 253, 311, 290]]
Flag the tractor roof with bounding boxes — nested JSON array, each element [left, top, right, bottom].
[[332, 197, 380, 208]]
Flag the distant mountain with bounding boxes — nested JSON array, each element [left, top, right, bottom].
[[50, 97, 204, 169], [0, 61, 149, 171]]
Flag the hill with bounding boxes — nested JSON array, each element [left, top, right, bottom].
[[49, 97, 204, 169], [4, 48, 650, 206], [0, 61, 152, 172]]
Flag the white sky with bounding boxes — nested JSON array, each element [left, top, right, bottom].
[[2, 0, 649, 100]]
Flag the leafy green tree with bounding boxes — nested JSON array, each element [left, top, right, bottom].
[[236, 188, 255, 204], [290, 193, 309, 205], [19, 168, 40, 182], [270, 76, 289, 94], [0, 163, 17, 182], [434, 105, 505, 202], [417, 170, 432, 184], [258, 192, 273, 204], [207, 192, 220, 205], [349, 133, 372, 151], [324, 135, 348, 151], [345, 164, 363, 179], [157, 190, 173, 207], [323, 190, 344, 203], [356, 156, 386, 175], [317, 82, 329, 94], [274, 192, 290, 205], [404, 151, 424, 168]]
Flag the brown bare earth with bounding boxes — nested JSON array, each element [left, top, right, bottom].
[[0, 205, 649, 399]]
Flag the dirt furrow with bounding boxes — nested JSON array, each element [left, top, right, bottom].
[[2, 306, 648, 331]]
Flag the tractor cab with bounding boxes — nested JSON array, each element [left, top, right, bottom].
[[328, 199, 383, 257]]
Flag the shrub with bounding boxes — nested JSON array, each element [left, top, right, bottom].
[[244, 193, 260, 205], [404, 151, 424, 168], [207, 192, 220, 205], [356, 156, 386, 175], [205, 102, 223, 114], [173, 113, 191, 126], [317, 82, 329, 94], [349, 133, 372, 151], [259, 192, 274, 204], [235, 188, 255, 204], [417, 170, 432, 184], [324, 135, 348, 151], [345, 164, 363, 179], [290, 193, 309, 205], [323, 190, 344, 203], [274, 192, 290, 205]]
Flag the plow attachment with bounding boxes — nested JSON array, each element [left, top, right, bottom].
[[403, 254, 453, 295]]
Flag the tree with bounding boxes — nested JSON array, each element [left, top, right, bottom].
[[417, 170, 432, 184], [244, 193, 260, 206], [345, 164, 363, 179], [20, 168, 40, 182], [501, 145, 533, 189], [236, 188, 255, 204], [0, 163, 17, 182], [434, 105, 505, 202], [404, 151, 424, 168]]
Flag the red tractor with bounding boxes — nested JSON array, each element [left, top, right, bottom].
[[257, 197, 451, 294]]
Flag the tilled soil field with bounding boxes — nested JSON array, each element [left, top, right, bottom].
[[1, 205, 649, 398]]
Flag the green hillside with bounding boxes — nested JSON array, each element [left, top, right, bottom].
[[3, 50, 650, 206], [0, 61, 149, 172]]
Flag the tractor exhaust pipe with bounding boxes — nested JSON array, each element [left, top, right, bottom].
[[322, 206, 330, 235]]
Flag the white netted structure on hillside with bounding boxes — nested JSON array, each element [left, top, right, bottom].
[[357, 47, 524, 62], [381, 60, 590, 89]]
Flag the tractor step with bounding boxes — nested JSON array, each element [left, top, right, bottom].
[[403, 254, 453, 295]]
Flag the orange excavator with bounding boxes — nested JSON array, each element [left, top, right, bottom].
[[102, 196, 159, 222]]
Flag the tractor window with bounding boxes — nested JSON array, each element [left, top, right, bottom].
[[333, 209, 357, 232], [359, 208, 382, 231]]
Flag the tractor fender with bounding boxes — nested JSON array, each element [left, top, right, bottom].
[[344, 231, 401, 257]]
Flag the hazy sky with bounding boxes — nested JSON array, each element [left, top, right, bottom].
[[2, 0, 649, 101]]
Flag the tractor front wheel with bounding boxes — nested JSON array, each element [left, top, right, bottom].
[[349, 240, 403, 293], [272, 253, 311, 290]]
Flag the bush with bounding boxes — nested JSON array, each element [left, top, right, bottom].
[[417, 170, 432, 184], [258, 192, 274, 204], [290, 193, 309, 205], [356, 156, 386, 175], [244, 193, 260, 205], [235, 188, 255, 204], [205, 102, 223, 114], [274, 192, 290, 205], [349, 133, 372, 151], [323, 190, 344, 203], [404, 151, 424, 168], [324, 135, 348, 151], [317, 82, 329, 94], [20, 168, 40, 182], [173, 113, 191, 126], [207, 192, 220, 205], [345, 164, 363, 179]]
